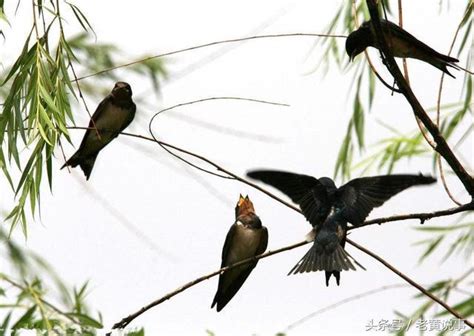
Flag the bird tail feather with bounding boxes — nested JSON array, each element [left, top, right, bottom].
[[288, 244, 365, 285], [61, 152, 97, 180]]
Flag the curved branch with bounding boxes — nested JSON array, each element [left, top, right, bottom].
[[75, 33, 347, 82], [434, 5, 471, 206], [347, 239, 474, 329], [366, 0, 474, 198], [146, 97, 289, 179]]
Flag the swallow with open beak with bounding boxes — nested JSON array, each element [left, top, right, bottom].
[[211, 195, 268, 312], [247, 170, 436, 286], [61, 82, 136, 180], [345, 19, 460, 77]]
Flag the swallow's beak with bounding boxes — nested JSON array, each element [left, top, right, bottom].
[[235, 195, 255, 216]]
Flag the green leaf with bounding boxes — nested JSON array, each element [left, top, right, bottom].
[[11, 305, 36, 330], [418, 236, 444, 263], [126, 328, 146, 336], [66, 313, 102, 329]]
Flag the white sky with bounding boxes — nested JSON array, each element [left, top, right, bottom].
[[1, 1, 473, 335]]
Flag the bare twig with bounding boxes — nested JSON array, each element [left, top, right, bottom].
[[347, 239, 474, 329], [147, 97, 288, 178], [107, 240, 308, 332], [434, 5, 471, 206], [394, 0, 437, 150], [366, 0, 474, 198], [354, 201, 474, 228], [281, 283, 411, 332], [74, 33, 347, 82]]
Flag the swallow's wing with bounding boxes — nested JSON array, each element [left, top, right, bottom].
[[220, 223, 237, 267], [119, 101, 136, 133], [256, 226, 268, 256], [76, 95, 112, 152], [380, 19, 458, 63], [337, 174, 436, 225], [247, 170, 329, 226]]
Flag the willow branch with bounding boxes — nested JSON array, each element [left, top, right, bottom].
[[75, 33, 346, 82], [107, 240, 308, 332], [347, 239, 474, 329], [1, 275, 80, 326], [366, 0, 474, 198]]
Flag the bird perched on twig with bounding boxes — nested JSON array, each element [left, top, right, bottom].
[[211, 195, 268, 312], [61, 82, 136, 180], [247, 170, 436, 286], [345, 19, 460, 77]]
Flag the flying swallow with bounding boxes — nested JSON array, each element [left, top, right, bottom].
[[247, 170, 436, 286], [345, 19, 460, 77], [61, 82, 136, 180], [211, 195, 268, 312]]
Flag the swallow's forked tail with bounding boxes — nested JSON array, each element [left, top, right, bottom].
[[61, 152, 98, 180], [288, 244, 365, 285], [433, 53, 461, 78]]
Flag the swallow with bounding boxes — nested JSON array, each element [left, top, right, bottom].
[[211, 195, 268, 312], [61, 82, 136, 180], [247, 170, 436, 286], [345, 19, 460, 77]]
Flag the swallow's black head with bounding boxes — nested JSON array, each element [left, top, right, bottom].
[[112, 82, 133, 100], [345, 24, 372, 61]]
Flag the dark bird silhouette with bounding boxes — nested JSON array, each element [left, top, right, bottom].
[[247, 170, 436, 286], [345, 19, 460, 77], [61, 82, 136, 180], [212, 195, 268, 312]]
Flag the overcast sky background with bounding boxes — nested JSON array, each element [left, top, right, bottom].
[[1, 1, 473, 335]]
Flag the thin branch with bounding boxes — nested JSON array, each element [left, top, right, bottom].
[[281, 283, 411, 332], [397, 0, 410, 85], [74, 33, 347, 82], [56, 0, 100, 141], [107, 240, 308, 332], [353, 201, 473, 228], [147, 97, 289, 179], [394, 0, 437, 150], [347, 239, 474, 329], [434, 5, 471, 206], [366, 0, 474, 198], [351, 0, 402, 93]]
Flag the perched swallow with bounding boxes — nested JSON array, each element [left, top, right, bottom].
[[346, 19, 460, 77], [61, 82, 136, 180], [211, 195, 268, 312], [247, 170, 436, 286]]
